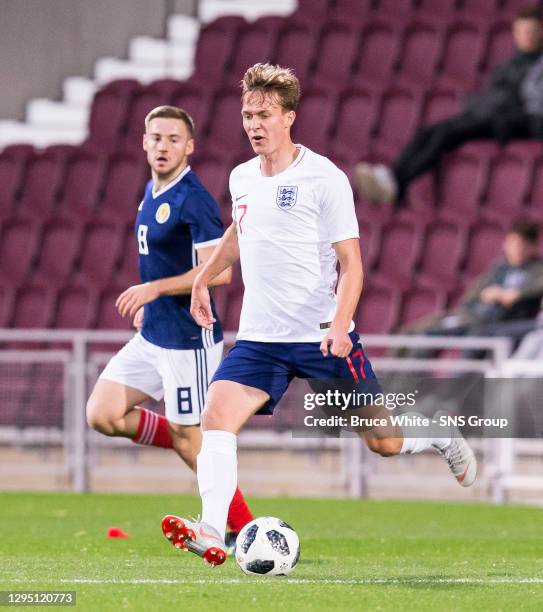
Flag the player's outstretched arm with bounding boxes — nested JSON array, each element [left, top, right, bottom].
[[116, 238, 235, 318], [191, 223, 240, 330], [320, 238, 363, 358]]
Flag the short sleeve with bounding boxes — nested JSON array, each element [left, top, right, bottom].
[[318, 168, 359, 243], [181, 190, 224, 249]]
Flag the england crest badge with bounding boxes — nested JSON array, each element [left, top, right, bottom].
[[276, 185, 298, 210]]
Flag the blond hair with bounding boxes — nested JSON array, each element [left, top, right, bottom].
[[144, 105, 194, 136], [241, 63, 301, 111]]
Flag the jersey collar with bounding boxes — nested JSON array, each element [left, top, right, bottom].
[[258, 144, 306, 178], [152, 165, 191, 199]]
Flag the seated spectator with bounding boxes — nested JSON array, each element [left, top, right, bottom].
[[354, 6, 543, 207], [403, 221, 543, 349]]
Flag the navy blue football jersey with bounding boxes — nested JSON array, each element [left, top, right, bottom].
[[135, 166, 224, 349]]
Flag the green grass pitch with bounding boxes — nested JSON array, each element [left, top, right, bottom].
[[1, 492, 543, 611]]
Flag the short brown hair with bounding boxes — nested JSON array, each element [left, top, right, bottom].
[[509, 219, 540, 243], [241, 63, 301, 112], [144, 105, 194, 136], [516, 5, 542, 20]]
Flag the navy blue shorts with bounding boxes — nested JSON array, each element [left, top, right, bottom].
[[211, 331, 379, 414]]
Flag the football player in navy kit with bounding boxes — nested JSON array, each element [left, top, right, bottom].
[[86, 106, 253, 540]]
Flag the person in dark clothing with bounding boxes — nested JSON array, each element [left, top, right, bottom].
[[403, 221, 543, 350], [354, 6, 543, 206]]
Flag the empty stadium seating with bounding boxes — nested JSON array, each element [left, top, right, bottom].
[[1, 1, 539, 336], [31, 219, 83, 288], [53, 285, 99, 329], [73, 221, 124, 288], [0, 220, 40, 288]]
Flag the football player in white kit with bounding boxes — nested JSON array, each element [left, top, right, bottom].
[[160, 64, 477, 566]]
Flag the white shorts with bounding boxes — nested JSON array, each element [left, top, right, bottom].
[[99, 333, 224, 425]]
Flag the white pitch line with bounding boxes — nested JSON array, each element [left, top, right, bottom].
[[6, 578, 543, 586]]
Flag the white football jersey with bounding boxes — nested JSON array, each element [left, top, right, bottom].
[[229, 145, 359, 342]]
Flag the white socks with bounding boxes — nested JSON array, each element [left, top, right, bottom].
[[399, 412, 451, 454], [197, 430, 238, 540]]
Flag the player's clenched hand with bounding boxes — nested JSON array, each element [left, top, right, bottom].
[[133, 306, 144, 330], [191, 280, 215, 331], [320, 328, 353, 358], [116, 283, 160, 318]]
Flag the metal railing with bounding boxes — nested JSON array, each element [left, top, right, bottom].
[[2, 328, 536, 502]]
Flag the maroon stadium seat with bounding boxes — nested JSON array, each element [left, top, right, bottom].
[[372, 87, 422, 158], [86, 87, 133, 152], [53, 285, 98, 329], [148, 78, 183, 100], [459, 140, 500, 158], [358, 218, 382, 271], [417, 0, 458, 25], [14, 151, 65, 220], [91, 290, 133, 352], [482, 21, 514, 75], [352, 20, 401, 91], [375, 0, 416, 24], [274, 22, 318, 85], [354, 284, 401, 334], [437, 153, 487, 221], [503, 140, 543, 160], [527, 157, 543, 210], [418, 219, 467, 285], [330, 87, 378, 160], [291, 88, 336, 154], [210, 284, 229, 322], [332, 0, 373, 26], [1, 144, 36, 164], [252, 15, 285, 35], [435, 22, 486, 92], [481, 153, 531, 222], [293, 0, 331, 24], [501, 0, 531, 19], [74, 221, 124, 288], [191, 153, 231, 203], [31, 218, 83, 288], [400, 286, 447, 327], [405, 173, 438, 213], [95, 285, 136, 330], [221, 286, 244, 331], [374, 219, 424, 287], [101, 79, 141, 96], [11, 285, 56, 329], [228, 22, 278, 82], [43, 144, 78, 162], [96, 151, 147, 223], [420, 88, 461, 124], [171, 82, 214, 137], [123, 86, 170, 151], [190, 17, 245, 85], [312, 22, 360, 87], [0, 219, 40, 288], [56, 149, 105, 220], [460, 0, 501, 23], [463, 221, 505, 280], [395, 21, 444, 90], [0, 154, 23, 219], [0, 285, 14, 327], [116, 229, 140, 287], [206, 90, 250, 158]]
